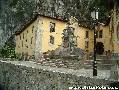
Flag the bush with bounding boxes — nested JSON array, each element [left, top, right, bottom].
[[0, 45, 16, 59]]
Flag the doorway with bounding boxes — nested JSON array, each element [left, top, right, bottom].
[[96, 42, 104, 55]]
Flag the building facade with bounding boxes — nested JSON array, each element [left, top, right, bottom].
[[15, 15, 90, 58], [15, 9, 119, 59], [15, 15, 67, 57], [109, 4, 119, 54]]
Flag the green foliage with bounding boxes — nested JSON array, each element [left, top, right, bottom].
[[8, 0, 18, 7], [0, 45, 16, 58], [0, 35, 18, 59], [15, 53, 22, 60]]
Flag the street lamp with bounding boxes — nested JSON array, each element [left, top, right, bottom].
[[91, 7, 99, 76]]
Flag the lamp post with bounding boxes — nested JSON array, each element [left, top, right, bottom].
[[91, 7, 98, 76]]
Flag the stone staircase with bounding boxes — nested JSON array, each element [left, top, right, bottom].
[[40, 58, 82, 70], [83, 55, 114, 70], [35, 54, 117, 70]]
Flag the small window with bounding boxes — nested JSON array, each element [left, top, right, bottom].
[[20, 35, 21, 40], [32, 26, 34, 33], [26, 39, 27, 42], [31, 37, 33, 44], [27, 30, 28, 33], [117, 23, 119, 40], [26, 46, 28, 48], [23, 33, 24, 39], [85, 41, 89, 48], [50, 22, 55, 32], [50, 36, 54, 44], [22, 41, 23, 47], [86, 31, 89, 38], [99, 30, 103, 38]]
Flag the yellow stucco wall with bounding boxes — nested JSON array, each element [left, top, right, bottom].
[[88, 25, 113, 53], [88, 23, 119, 54], [111, 5, 119, 53], [15, 20, 37, 56], [74, 26, 92, 51], [15, 16, 91, 57], [15, 16, 67, 56], [15, 13, 119, 57], [39, 16, 67, 52], [75, 24, 114, 53], [96, 25, 111, 52]]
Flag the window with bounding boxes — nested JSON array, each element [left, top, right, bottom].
[[85, 41, 89, 48], [99, 30, 103, 38], [31, 37, 33, 44], [22, 41, 23, 47], [50, 22, 55, 32], [117, 23, 119, 40], [27, 30, 28, 33], [86, 31, 89, 38], [26, 39, 27, 42], [26, 46, 28, 48], [23, 33, 24, 39], [32, 26, 34, 33], [50, 36, 54, 44], [20, 35, 21, 40]]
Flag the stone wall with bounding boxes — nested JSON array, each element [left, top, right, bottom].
[[0, 60, 115, 90]]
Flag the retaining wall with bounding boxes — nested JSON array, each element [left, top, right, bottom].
[[0, 60, 115, 90]]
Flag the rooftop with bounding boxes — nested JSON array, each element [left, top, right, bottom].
[[15, 14, 68, 35], [15, 13, 111, 35]]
